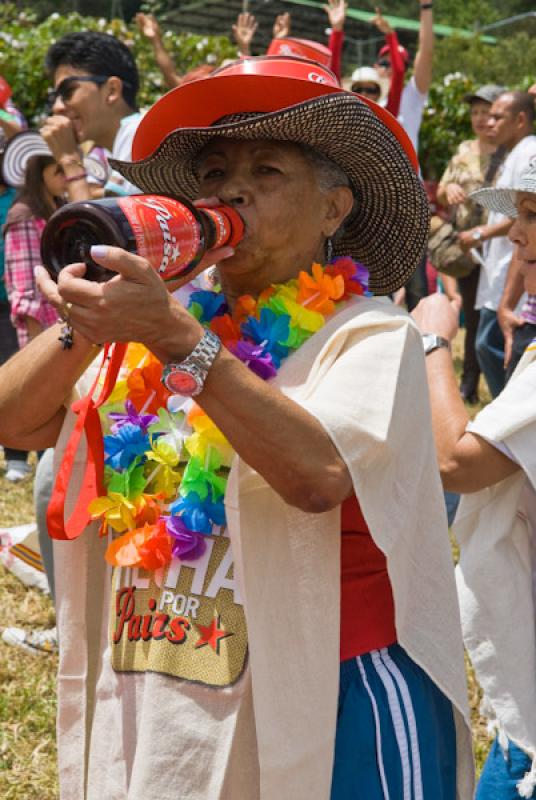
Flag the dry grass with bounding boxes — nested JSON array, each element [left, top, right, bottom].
[[0, 455, 58, 800], [0, 329, 493, 796]]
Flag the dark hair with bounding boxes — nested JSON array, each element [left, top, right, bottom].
[[45, 31, 139, 110], [501, 90, 535, 126], [17, 155, 63, 221]]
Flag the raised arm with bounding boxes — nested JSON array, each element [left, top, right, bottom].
[[371, 7, 404, 116], [136, 13, 182, 90], [413, 1, 434, 95], [323, 0, 347, 82]]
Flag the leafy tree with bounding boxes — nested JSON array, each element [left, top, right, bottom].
[[0, 10, 236, 125], [434, 31, 536, 87]]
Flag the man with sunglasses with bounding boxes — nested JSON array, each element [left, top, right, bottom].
[[41, 31, 142, 201]]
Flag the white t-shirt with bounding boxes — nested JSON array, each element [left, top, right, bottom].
[[398, 76, 427, 154], [476, 134, 536, 311], [104, 112, 144, 196]]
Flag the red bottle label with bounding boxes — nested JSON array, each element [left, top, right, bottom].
[[117, 195, 202, 280]]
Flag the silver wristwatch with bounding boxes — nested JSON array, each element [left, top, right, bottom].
[[422, 333, 450, 356], [162, 329, 221, 396]]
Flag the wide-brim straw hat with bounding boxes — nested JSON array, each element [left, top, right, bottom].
[[111, 56, 430, 295], [470, 157, 536, 219]]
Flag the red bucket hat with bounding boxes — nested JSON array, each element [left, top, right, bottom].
[[112, 56, 428, 295], [266, 37, 333, 69]]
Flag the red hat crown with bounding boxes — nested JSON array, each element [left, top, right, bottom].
[[267, 38, 332, 69]]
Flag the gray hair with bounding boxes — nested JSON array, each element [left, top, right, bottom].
[[298, 144, 355, 247], [298, 144, 351, 192]]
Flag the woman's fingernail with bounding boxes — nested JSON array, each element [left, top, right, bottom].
[[90, 245, 109, 260]]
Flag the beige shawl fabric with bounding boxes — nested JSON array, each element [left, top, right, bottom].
[[53, 297, 474, 799], [454, 345, 536, 782]]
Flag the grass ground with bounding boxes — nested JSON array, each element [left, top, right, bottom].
[[0, 330, 492, 798]]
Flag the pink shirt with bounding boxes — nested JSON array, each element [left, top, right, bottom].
[[4, 216, 58, 348]]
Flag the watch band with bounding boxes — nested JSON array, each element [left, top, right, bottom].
[[421, 333, 450, 356], [162, 329, 221, 396]]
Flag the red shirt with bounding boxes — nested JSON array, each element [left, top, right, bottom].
[[340, 495, 396, 661]]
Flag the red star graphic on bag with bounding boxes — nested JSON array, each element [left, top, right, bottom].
[[194, 614, 233, 655]]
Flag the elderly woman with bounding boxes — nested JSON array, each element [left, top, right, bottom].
[[0, 57, 473, 799], [412, 161, 536, 800]]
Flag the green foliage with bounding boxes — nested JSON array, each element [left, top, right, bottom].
[[419, 69, 536, 181], [434, 31, 536, 87], [0, 11, 236, 125], [419, 74, 475, 180]]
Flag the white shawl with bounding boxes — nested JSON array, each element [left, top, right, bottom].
[[454, 343, 536, 797], [227, 298, 474, 800], [53, 297, 474, 799]]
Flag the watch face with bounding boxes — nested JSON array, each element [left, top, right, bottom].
[[165, 369, 200, 396]]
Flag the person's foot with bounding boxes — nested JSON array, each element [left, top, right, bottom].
[[4, 460, 31, 482], [1, 626, 57, 655]]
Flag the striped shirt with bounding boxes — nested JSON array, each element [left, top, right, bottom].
[[4, 217, 58, 348]]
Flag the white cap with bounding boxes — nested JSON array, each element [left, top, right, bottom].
[[343, 67, 389, 103]]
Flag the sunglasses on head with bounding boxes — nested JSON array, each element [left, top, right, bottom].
[[352, 85, 381, 97]]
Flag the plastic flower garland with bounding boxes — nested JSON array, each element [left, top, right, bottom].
[[90, 258, 370, 572]]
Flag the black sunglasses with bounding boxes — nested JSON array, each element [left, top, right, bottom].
[[352, 85, 381, 97], [47, 75, 111, 106], [376, 58, 391, 69]]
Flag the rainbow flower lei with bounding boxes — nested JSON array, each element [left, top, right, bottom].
[[90, 258, 370, 572]]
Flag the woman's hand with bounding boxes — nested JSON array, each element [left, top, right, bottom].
[[135, 12, 161, 41], [445, 182, 466, 206], [272, 12, 291, 39], [458, 228, 480, 252], [323, 0, 348, 32], [232, 12, 258, 55], [411, 293, 459, 343], [35, 243, 232, 362], [370, 6, 393, 35]]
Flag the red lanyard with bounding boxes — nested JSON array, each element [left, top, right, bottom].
[[47, 343, 127, 540]]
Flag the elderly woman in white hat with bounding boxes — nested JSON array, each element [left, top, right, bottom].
[[0, 56, 473, 799], [413, 160, 536, 800]]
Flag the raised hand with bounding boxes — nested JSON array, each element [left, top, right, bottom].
[[135, 13, 162, 41], [232, 12, 258, 55], [322, 0, 347, 32], [272, 12, 291, 39], [370, 6, 393, 35]]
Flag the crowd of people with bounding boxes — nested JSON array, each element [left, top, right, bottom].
[[0, 2, 535, 798]]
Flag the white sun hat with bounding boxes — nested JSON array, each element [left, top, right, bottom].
[[471, 156, 536, 218]]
